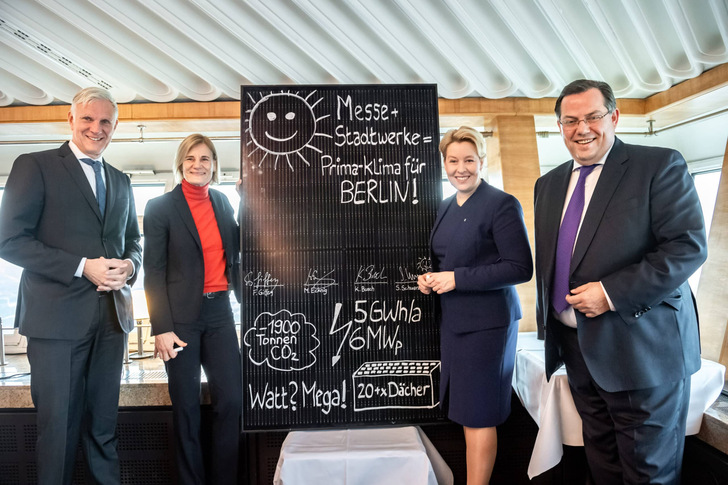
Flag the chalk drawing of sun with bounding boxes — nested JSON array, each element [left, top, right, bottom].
[[245, 90, 332, 171]]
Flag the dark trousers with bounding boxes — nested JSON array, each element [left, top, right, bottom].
[[165, 295, 242, 485], [556, 322, 690, 485], [27, 293, 124, 485]]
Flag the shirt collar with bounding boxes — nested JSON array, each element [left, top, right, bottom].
[[570, 139, 615, 172], [69, 141, 103, 165]]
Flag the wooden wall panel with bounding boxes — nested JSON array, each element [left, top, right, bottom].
[[697, 138, 728, 365], [486, 116, 541, 332]]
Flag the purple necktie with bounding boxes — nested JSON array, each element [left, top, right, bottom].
[[552, 164, 597, 313]]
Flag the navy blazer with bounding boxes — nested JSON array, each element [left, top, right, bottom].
[[143, 184, 241, 335], [534, 137, 707, 392], [0, 142, 141, 338], [431, 181, 533, 333]]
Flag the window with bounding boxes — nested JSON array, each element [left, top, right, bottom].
[[694, 171, 721, 237], [216, 183, 242, 324], [688, 170, 721, 291], [133, 184, 166, 218], [441, 181, 456, 200], [131, 184, 166, 295], [0, 189, 22, 328], [215, 182, 242, 220]]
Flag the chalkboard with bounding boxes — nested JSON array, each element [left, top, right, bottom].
[[239, 84, 445, 430]]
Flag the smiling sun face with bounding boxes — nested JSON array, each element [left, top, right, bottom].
[[245, 91, 331, 171], [251, 93, 315, 154]]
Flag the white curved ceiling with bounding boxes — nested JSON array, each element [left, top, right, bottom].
[[1, 0, 727, 107]]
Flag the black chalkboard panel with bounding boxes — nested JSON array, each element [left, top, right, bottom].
[[239, 84, 445, 430]]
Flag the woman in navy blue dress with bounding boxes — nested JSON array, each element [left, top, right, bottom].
[[418, 126, 532, 484]]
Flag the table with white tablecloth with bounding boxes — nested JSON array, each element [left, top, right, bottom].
[[512, 331, 726, 479], [273, 426, 453, 485]]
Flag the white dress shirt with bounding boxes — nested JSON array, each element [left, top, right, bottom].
[[68, 141, 134, 280], [555, 144, 616, 327]]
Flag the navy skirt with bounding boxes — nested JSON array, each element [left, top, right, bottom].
[[439, 320, 518, 428]]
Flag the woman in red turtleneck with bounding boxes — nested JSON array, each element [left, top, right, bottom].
[[143, 134, 242, 485]]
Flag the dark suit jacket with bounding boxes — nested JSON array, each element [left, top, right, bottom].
[[431, 180, 533, 333], [534, 137, 707, 392], [0, 142, 142, 338], [143, 184, 241, 335]]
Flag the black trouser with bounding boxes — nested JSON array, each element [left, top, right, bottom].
[[556, 322, 690, 485], [165, 295, 242, 485], [28, 293, 124, 485]]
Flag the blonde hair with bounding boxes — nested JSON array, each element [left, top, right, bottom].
[[439, 126, 486, 160], [174, 134, 219, 184]]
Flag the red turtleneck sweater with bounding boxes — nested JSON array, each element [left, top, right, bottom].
[[181, 180, 229, 293]]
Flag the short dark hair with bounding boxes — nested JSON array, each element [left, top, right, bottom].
[[555, 79, 616, 119]]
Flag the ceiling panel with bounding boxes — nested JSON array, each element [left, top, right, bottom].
[[0, 0, 726, 106], [1, 0, 727, 179]]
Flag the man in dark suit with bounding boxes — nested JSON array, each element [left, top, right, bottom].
[[0, 87, 141, 485], [534, 79, 707, 484]]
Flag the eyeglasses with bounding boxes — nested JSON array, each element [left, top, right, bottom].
[[558, 111, 611, 129]]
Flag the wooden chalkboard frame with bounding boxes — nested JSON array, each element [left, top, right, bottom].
[[239, 84, 446, 431]]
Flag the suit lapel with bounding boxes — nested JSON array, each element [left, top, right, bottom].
[[430, 195, 455, 248], [102, 162, 114, 226], [60, 146, 103, 221], [171, 185, 203, 251], [435, 181, 488, 267], [571, 138, 629, 271], [540, 162, 573, 281]]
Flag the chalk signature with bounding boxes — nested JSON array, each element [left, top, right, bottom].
[[303, 269, 339, 295]]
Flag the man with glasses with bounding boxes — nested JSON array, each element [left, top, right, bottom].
[[534, 79, 706, 484]]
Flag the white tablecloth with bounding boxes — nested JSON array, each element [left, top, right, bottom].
[[512, 332, 726, 479], [273, 426, 453, 485]]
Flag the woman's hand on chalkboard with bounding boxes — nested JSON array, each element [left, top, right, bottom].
[[426, 271, 456, 294], [154, 331, 187, 361], [417, 273, 433, 294]]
